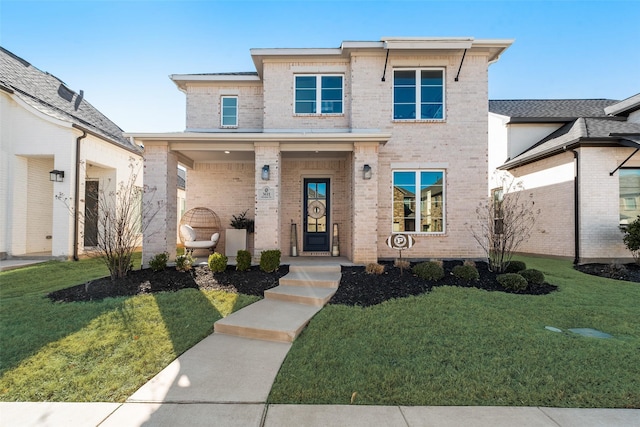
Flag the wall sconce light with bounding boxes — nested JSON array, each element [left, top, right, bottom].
[[261, 164, 270, 181], [49, 170, 64, 182], [363, 164, 372, 180]]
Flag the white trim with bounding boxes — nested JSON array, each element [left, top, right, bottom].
[[294, 74, 344, 116], [220, 96, 238, 128], [392, 169, 446, 235], [392, 68, 446, 122]]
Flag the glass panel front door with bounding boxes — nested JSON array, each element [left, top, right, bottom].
[[303, 178, 330, 251]]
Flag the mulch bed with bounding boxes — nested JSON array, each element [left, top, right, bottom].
[[48, 260, 557, 307], [574, 262, 640, 282]]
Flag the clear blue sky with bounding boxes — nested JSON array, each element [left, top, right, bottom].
[[2, 0, 638, 132]]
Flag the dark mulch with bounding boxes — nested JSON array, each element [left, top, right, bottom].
[[332, 261, 557, 307], [48, 260, 557, 307], [574, 262, 640, 282], [48, 265, 289, 303]]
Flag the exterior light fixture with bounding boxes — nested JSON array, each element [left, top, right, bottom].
[[363, 164, 372, 180], [49, 170, 64, 182], [262, 164, 270, 180]]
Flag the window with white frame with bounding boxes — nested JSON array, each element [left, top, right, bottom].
[[221, 96, 238, 127], [393, 68, 444, 120], [619, 168, 640, 225], [393, 170, 445, 233], [295, 75, 343, 114]]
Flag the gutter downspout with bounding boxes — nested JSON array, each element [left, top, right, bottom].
[[568, 147, 580, 265], [73, 130, 87, 261]]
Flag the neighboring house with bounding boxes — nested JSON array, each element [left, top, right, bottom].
[[0, 47, 142, 260], [129, 37, 513, 265], [489, 94, 640, 263]]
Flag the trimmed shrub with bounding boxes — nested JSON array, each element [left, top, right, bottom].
[[208, 253, 228, 273], [175, 254, 194, 272], [504, 261, 526, 273], [236, 250, 252, 272], [497, 273, 528, 291], [394, 259, 410, 270], [452, 264, 480, 282], [519, 268, 545, 285], [366, 263, 385, 275], [260, 250, 281, 273], [149, 252, 168, 272], [412, 261, 445, 281]]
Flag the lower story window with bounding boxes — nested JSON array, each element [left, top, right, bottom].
[[619, 168, 640, 225], [393, 170, 445, 233]]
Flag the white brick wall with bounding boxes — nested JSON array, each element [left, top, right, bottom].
[[166, 47, 498, 263]]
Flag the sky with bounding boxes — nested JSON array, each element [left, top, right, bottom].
[[1, 0, 638, 132]]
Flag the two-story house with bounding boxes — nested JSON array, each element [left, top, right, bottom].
[[0, 47, 142, 260], [489, 94, 640, 264], [130, 37, 513, 265]]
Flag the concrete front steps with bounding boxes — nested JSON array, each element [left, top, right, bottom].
[[214, 264, 341, 343]]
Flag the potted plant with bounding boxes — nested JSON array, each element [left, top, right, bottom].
[[225, 210, 254, 256]]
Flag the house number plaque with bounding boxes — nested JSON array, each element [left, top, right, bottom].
[[259, 186, 274, 200]]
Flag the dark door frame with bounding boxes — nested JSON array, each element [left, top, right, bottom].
[[303, 177, 330, 252]]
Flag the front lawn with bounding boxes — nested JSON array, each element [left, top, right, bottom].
[[0, 255, 258, 401], [268, 256, 640, 408]]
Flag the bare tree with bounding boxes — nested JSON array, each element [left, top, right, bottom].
[[468, 173, 539, 272], [57, 158, 164, 280]]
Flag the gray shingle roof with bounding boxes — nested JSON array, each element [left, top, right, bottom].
[[500, 117, 640, 169], [0, 47, 138, 151], [489, 99, 619, 120]]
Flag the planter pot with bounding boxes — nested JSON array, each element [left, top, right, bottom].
[[225, 229, 247, 257]]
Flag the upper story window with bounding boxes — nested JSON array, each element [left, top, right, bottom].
[[221, 96, 238, 127], [295, 75, 343, 115], [393, 170, 445, 233], [393, 69, 444, 121]]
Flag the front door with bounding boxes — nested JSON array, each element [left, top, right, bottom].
[[303, 178, 330, 252]]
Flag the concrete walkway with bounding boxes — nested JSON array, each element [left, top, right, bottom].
[[1, 259, 638, 426]]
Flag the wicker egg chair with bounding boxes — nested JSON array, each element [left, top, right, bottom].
[[178, 207, 221, 244]]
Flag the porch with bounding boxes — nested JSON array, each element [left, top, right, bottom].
[[130, 131, 390, 266]]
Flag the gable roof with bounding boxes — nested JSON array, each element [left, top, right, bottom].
[[0, 47, 139, 152], [489, 99, 619, 122], [500, 116, 640, 169]]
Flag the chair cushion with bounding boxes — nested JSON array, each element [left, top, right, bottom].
[[180, 224, 197, 242], [211, 232, 220, 244]]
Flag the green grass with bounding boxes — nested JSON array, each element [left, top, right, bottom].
[[268, 256, 640, 408], [0, 255, 258, 401]]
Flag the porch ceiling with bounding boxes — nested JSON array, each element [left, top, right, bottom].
[[126, 131, 391, 165]]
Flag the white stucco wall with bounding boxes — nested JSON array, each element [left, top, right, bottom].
[[0, 91, 141, 259]]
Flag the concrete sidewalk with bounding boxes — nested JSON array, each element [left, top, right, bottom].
[[2, 402, 638, 426]]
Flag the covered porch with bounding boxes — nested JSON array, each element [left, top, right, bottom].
[[129, 131, 390, 266]]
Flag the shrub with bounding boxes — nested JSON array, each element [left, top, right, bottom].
[[519, 268, 545, 285], [394, 259, 410, 270], [497, 273, 528, 291], [452, 264, 480, 282], [208, 253, 228, 273], [504, 260, 526, 273], [149, 252, 168, 272], [175, 254, 194, 272], [623, 215, 640, 264], [236, 250, 252, 271], [463, 259, 476, 268], [429, 259, 444, 267], [366, 263, 385, 275], [230, 209, 255, 233], [260, 250, 281, 273], [412, 261, 445, 281]]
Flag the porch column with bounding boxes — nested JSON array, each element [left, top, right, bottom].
[[352, 142, 380, 264], [254, 142, 281, 258], [142, 141, 177, 267]]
